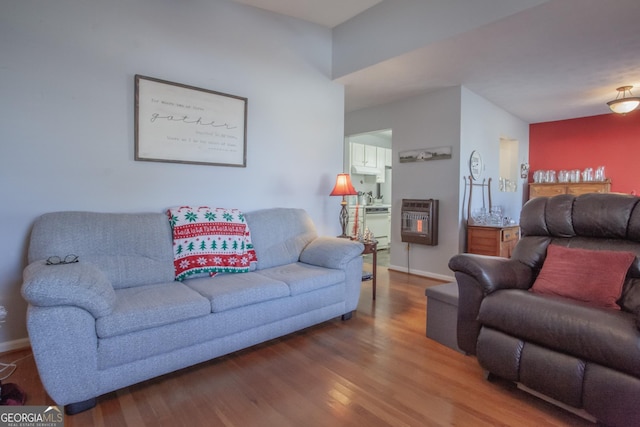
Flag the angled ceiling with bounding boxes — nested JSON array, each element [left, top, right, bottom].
[[232, 0, 382, 28], [234, 0, 640, 123]]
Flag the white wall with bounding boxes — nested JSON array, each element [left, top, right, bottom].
[[346, 87, 462, 280], [460, 87, 530, 229], [0, 0, 344, 349], [345, 86, 530, 280]]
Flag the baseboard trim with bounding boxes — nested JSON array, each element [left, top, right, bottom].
[[387, 264, 454, 282], [0, 338, 31, 354]]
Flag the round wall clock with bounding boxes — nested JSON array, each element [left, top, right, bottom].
[[469, 150, 483, 181]]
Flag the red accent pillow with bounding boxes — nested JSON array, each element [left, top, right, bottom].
[[530, 245, 636, 310]]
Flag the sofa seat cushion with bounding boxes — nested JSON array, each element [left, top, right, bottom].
[[97, 283, 345, 369], [184, 272, 290, 313], [257, 262, 345, 296], [479, 289, 640, 378], [96, 282, 210, 338]]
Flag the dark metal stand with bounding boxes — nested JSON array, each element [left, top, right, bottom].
[[463, 175, 492, 225], [337, 196, 350, 238]]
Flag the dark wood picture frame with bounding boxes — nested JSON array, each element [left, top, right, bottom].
[[135, 75, 247, 167]]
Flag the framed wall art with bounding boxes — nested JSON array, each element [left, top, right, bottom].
[[135, 75, 247, 167], [399, 146, 452, 163]]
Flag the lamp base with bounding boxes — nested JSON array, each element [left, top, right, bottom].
[[338, 199, 350, 239]]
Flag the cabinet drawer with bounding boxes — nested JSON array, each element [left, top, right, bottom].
[[566, 184, 608, 195], [467, 225, 520, 258], [468, 238, 498, 251], [468, 247, 498, 256], [529, 184, 565, 198], [468, 228, 495, 240], [501, 228, 519, 242]]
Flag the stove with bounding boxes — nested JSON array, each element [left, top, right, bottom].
[[364, 206, 391, 249]]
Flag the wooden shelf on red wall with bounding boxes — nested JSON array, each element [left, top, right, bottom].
[[528, 180, 610, 200]]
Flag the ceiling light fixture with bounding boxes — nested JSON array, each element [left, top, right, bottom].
[[607, 86, 640, 114]]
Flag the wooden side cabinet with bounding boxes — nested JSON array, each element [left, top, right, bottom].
[[467, 225, 520, 258], [529, 180, 611, 199]]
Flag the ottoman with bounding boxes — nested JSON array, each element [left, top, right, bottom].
[[425, 282, 463, 353]]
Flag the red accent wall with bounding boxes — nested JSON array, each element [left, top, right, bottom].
[[529, 111, 640, 194]]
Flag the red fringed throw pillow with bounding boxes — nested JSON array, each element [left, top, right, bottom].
[[531, 245, 635, 310]]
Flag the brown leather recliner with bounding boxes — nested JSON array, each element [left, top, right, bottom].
[[449, 193, 640, 427]]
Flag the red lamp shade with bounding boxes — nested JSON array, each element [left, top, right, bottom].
[[330, 174, 357, 196]]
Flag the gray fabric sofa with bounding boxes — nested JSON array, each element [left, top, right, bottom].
[[21, 207, 364, 414]]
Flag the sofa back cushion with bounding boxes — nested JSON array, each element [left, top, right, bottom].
[[519, 193, 640, 241], [514, 193, 640, 313], [29, 211, 175, 289], [244, 208, 317, 270]]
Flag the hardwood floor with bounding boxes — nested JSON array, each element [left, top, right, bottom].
[[1, 266, 592, 426]]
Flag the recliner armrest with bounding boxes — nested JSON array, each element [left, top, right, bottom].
[[22, 261, 116, 318], [448, 253, 533, 294], [299, 237, 364, 270], [448, 254, 534, 355]]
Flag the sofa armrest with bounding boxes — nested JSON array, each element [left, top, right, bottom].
[[299, 237, 364, 270], [27, 305, 100, 406], [22, 261, 116, 318], [448, 254, 534, 355]]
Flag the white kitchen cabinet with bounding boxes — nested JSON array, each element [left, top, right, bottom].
[[351, 143, 378, 168], [365, 144, 377, 167], [376, 147, 386, 170], [375, 147, 392, 183], [351, 143, 366, 167]]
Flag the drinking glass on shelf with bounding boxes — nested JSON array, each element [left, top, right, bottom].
[[546, 170, 556, 183], [570, 169, 581, 182], [533, 170, 542, 183], [471, 208, 487, 225], [595, 166, 606, 181], [488, 206, 503, 226], [582, 168, 593, 182]]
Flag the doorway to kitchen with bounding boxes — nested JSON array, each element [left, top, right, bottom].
[[344, 129, 392, 268]]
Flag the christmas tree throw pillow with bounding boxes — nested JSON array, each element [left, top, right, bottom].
[[167, 206, 258, 281]]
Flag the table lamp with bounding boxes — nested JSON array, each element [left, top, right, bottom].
[[330, 173, 358, 238]]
